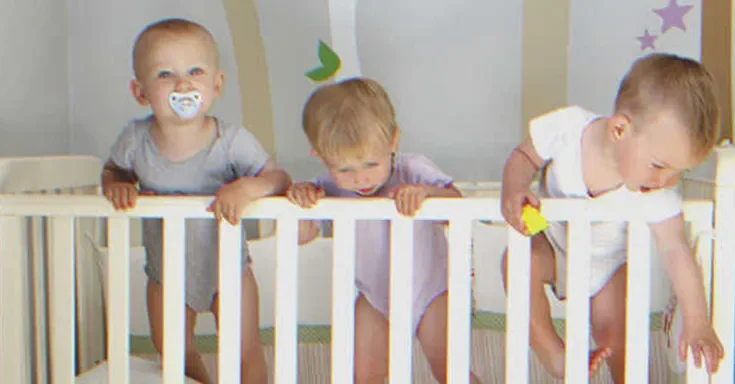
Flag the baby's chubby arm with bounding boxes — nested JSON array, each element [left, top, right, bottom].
[[208, 159, 291, 225], [234, 159, 291, 198], [650, 214, 724, 372], [101, 159, 139, 210], [501, 138, 545, 235]]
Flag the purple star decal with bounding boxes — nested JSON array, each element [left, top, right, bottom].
[[653, 0, 693, 33], [636, 29, 657, 51]]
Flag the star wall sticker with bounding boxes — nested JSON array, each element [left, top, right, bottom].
[[633, 1, 694, 52], [636, 29, 658, 51], [653, 0, 693, 33]]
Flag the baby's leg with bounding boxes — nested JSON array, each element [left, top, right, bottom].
[[501, 235, 609, 378], [590, 265, 628, 383], [354, 294, 389, 384], [416, 292, 482, 383], [211, 269, 267, 384], [147, 279, 211, 384], [501, 235, 564, 378]]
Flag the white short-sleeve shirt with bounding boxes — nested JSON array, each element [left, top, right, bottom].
[[529, 106, 682, 258]]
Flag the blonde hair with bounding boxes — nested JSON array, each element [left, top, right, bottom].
[[614, 53, 720, 158], [132, 18, 219, 79], [302, 78, 399, 160]]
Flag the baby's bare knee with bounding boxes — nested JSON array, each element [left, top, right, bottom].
[[592, 323, 626, 351]]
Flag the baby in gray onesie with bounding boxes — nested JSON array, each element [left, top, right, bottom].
[[101, 18, 288, 383], [108, 117, 270, 311]]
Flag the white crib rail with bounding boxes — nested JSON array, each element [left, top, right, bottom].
[[0, 191, 729, 384], [0, 155, 104, 384], [712, 146, 735, 384]]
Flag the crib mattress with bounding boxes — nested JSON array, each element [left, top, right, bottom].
[[132, 327, 679, 383], [127, 312, 678, 383]]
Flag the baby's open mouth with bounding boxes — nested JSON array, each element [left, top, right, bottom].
[[357, 186, 377, 195]]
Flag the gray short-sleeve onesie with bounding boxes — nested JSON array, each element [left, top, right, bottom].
[[315, 153, 453, 332], [108, 116, 270, 312]]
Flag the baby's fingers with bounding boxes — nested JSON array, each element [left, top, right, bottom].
[[689, 344, 704, 369], [210, 201, 224, 222], [395, 196, 409, 216], [294, 190, 313, 208], [504, 201, 528, 235], [304, 188, 318, 207], [408, 192, 423, 216], [704, 344, 721, 373], [226, 208, 240, 226], [285, 188, 298, 204], [302, 187, 324, 207], [525, 192, 541, 209]]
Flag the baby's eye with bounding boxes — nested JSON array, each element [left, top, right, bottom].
[[189, 67, 204, 76], [365, 162, 379, 168], [157, 70, 173, 78], [337, 168, 352, 173]]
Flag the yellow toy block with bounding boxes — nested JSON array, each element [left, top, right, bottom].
[[522, 205, 549, 235]]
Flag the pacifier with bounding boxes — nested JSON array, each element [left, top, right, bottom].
[[168, 91, 203, 119]]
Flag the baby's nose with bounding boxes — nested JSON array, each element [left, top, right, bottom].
[[174, 78, 194, 91]]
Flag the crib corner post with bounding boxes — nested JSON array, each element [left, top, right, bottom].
[[0, 216, 32, 384], [711, 146, 735, 383]]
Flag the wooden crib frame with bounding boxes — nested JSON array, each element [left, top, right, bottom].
[[0, 148, 733, 383]]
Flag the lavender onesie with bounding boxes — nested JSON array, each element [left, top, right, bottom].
[[316, 153, 452, 332], [108, 116, 270, 312]]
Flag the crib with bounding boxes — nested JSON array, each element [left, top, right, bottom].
[[0, 148, 733, 384]]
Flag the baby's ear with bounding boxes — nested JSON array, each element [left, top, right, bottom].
[[609, 114, 632, 140], [129, 80, 148, 106], [214, 71, 225, 97]]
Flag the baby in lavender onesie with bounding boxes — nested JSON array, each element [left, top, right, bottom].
[[287, 78, 481, 383]]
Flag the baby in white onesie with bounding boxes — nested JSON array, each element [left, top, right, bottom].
[[499, 53, 723, 382]]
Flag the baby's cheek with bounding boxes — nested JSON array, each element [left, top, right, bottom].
[[333, 175, 352, 190]]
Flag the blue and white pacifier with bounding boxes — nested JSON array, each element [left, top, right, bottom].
[[168, 91, 203, 119]]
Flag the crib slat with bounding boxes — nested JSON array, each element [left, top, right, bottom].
[[565, 220, 591, 384], [331, 218, 356, 384], [0, 216, 32, 384], [712, 184, 735, 384], [275, 217, 299, 384], [505, 229, 531, 384], [687, 218, 714, 383], [163, 217, 186, 384], [218, 221, 242, 384], [30, 216, 49, 383], [625, 222, 651, 383], [389, 217, 414, 383], [49, 216, 76, 384], [447, 220, 473, 383], [107, 217, 130, 384]]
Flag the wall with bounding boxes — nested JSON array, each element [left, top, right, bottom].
[[0, 0, 727, 173], [568, 0, 702, 115], [256, 0, 524, 182], [66, 0, 245, 160], [0, 0, 70, 156]]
